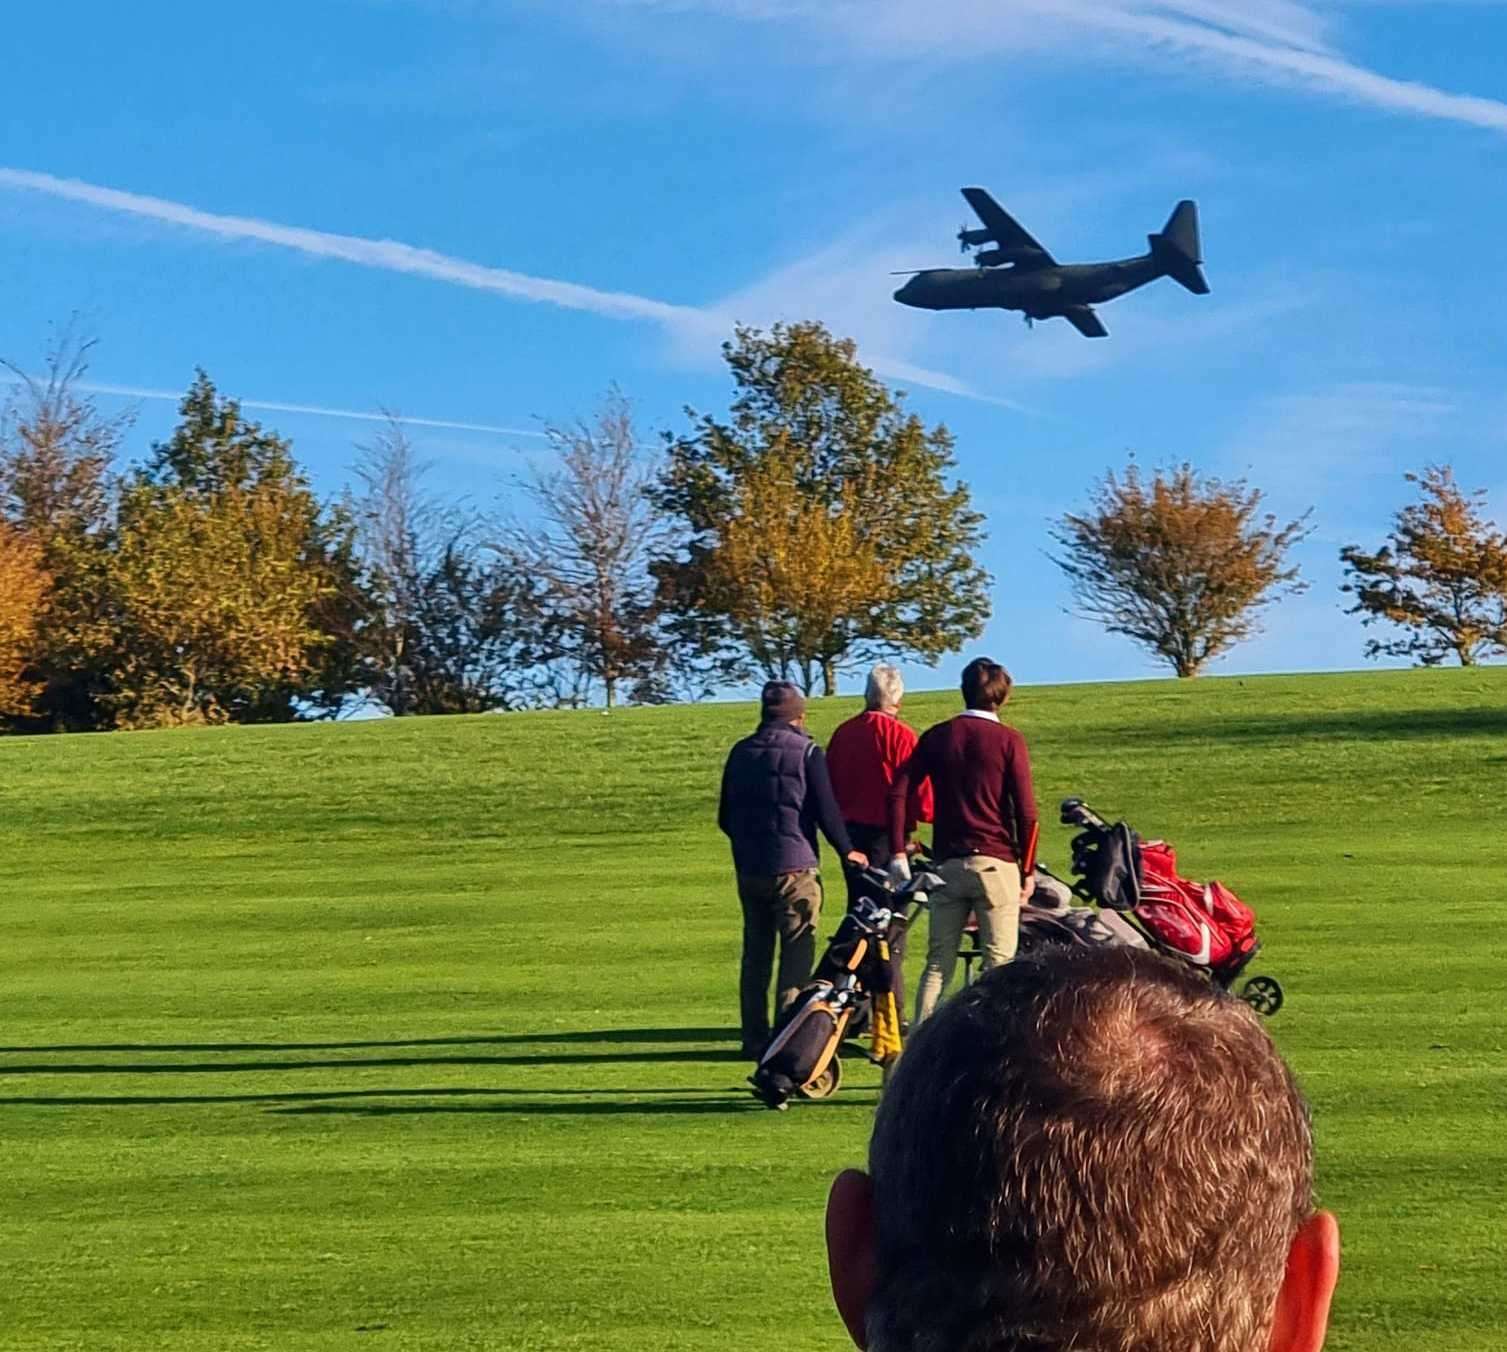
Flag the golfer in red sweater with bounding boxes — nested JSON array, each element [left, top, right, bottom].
[[826, 664, 934, 880], [888, 658, 1039, 1025], [826, 664, 934, 1023]]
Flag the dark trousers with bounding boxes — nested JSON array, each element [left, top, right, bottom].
[[843, 821, 908, 1026], [737, 869, 822, 1054]]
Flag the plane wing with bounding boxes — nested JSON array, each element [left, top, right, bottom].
[[1062, 305, 1109, 339], [961, 188, 1056, 266]]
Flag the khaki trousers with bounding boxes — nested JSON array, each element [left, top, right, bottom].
[[914, 855, 1022, 1026], [737, 869, 822, 1052]]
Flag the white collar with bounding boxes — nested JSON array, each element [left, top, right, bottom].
[[959, 708, 1000, 723]]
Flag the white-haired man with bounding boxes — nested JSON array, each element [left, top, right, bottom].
[[826, 665, 933, 1022]]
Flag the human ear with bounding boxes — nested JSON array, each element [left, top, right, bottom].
[[826, 1169, 877, 1350], [1269, 1211, 1340, 1352]]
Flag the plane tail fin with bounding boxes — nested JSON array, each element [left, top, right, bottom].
[[1149, 200, 1210, 295]]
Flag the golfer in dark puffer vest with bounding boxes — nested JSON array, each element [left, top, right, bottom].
[[719, 681, 869, 1059]]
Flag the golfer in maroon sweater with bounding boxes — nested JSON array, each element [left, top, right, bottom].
[[888, 658, 1039, 1025]]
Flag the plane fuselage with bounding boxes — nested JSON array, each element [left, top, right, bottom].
[[893, 253, 1163, 318]]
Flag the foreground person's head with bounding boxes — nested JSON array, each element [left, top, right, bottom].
[[826, 948, 1339, 1352]]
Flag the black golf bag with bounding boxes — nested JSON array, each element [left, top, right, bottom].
[[749, 865, 936, 1110]]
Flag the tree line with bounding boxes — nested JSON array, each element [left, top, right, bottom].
[[0, 322, 990, 731], [2, 321, 1503, 734]]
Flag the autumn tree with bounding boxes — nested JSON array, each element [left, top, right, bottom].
[[0, 525, 49, 720], [500, 390, 679, 708], [103, 481, 334, 726], [101, 374, 364, 725], [349, 416, 541, 714], [1340, 465, 1507, 666], [1051, 463, 1311, 678], [654, 323, 990, 696], [0, 328, 132, 730], [696, 453, 889, 694]]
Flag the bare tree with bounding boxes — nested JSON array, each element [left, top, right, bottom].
[[500, 389, 680, 707], [349, 415, 544, 715], [0, 324, 129, 541], [350, 415, 434, 715]]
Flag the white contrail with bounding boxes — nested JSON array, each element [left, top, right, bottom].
[[0, 167, 985, 402], [0, 374, 545, 437], [91, 382, 544, 437], [0, 168, 700, 326]]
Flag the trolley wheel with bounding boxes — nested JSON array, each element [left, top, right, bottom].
[[798, 1056, 843, 1100], [1240, 975, 1284, 1017]]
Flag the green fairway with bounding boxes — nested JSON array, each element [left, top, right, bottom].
[[2, 668, 1505, 1351]]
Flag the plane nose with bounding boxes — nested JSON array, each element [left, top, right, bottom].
[[893, 279, 915, 305]]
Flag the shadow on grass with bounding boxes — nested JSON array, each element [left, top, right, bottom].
[[1140, 705, 1507, 746], [0, 1047, 750, 1075], [0, 1027, 740, 1055], [271, 1098, 772, 1118], [0, 1086, 754, 1110]]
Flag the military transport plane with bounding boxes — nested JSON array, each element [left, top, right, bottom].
[[893, 188, 1209, 338]]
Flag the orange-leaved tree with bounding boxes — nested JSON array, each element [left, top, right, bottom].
[[0, 525, 48, 720], [1340, 465, 1507, 666], [1052, 463, 1311, 678], [698, 453, 890, 696], [654, 323, 990, 696], [0, 327, 131, 731]]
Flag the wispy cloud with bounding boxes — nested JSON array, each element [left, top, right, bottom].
[[0, 167, 984, 402], [1094, 7, 1507, 133], [0, 373, 546, 438], [600, 0, 1507, 135], [1219, 380, 1460, 523]]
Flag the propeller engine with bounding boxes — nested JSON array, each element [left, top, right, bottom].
[[975, 246, 1043, 268], [957, 225, 992, 252]]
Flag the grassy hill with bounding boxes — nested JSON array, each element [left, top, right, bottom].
[[2, 668, 1505, 1350]]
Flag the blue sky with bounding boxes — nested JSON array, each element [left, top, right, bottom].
[[4, 0, 1506, 692]]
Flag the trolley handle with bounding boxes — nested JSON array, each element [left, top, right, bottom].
[[854, 864, 942, 903], [1060, 796, 1112, 831]]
